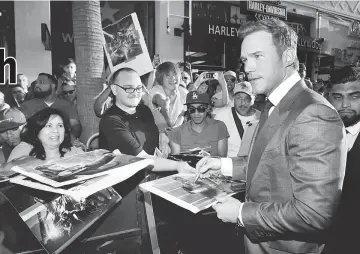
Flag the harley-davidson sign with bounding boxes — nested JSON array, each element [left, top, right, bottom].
[[247, 1, 287, 19]]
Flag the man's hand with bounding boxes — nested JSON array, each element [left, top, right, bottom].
[[176, 161, 195, 174], [212, 196, 242, 224], [196, 157, 222, 176]]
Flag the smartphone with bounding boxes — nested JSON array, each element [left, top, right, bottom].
[[204, 72, 218, 79]]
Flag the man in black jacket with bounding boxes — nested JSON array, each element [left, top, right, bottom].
[[325, 65, 360, 253]]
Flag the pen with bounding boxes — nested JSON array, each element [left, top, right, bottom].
[[194, 157, 208, 183], [193, 172, 200, 183]]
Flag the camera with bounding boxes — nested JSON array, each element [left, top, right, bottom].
[[205, 72, 218, 79]]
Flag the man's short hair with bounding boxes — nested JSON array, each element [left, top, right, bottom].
[[109, 67, 138, 84], [329, 65, 360, 88], [239, 19, 298, 57], [38, 73, 57, 85]]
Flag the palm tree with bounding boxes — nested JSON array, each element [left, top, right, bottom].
[[72, 1, 104, 143]]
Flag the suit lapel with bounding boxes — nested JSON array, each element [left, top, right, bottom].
[[246, 81, 307, 191], [353, 132, 360, 147]]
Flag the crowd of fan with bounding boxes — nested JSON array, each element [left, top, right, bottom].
[[0, 56, 329, 165]]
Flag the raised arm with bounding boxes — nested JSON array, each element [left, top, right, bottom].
[[94, 84, 112, 118], [217, 73, 230, 107]]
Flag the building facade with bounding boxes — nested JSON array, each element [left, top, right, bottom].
[[2, 1, 360, 83]]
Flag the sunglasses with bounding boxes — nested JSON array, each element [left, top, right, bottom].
[[225, 78, 236, 83], [62, 90, 75, 95], [188, 105, 208, 114]]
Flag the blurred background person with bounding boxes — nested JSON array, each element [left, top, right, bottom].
[[0, 107, 26, 162], [60, 80, 77, 107], [11, 85, 26, 106], [298, 63, 313, 89], [56, 58, 76, 96], [17, 74, 29, 93], [0, 91, 10, 112], [313, 79, 325, 94]]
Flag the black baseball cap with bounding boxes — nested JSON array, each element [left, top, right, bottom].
[[185, 91, 210, 105]]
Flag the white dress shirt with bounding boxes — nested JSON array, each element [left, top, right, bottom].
[[219, 72, 301, 226], [346, 121, 360, 151], [214, 106, 260, 157]]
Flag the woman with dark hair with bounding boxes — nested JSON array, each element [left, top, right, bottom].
[[7, 108, 83, 162]]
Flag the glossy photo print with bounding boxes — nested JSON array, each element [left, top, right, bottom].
[[103, 13, 152, 76]]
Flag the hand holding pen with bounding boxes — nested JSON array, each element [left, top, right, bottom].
[[194, 157, 222, 183]]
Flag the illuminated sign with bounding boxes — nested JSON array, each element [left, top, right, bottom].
[[247, 1, 287, 20], [298, 36, 322, 53], [208, 24, 241, 37]]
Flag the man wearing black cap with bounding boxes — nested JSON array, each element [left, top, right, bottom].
[[168, 91, 229, 157], [0, 108, 26, 161], [299, 63, 313, 89]]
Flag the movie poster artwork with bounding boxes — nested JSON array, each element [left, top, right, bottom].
[[1, 186, 121, 254], [103, 13, 152, 76]]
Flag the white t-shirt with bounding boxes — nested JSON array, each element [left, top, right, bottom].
[[214, 106, 260, 157]]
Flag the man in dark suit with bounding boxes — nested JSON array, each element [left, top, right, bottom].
[[196, 19, 346, 254], [324, 65, 360, 254]]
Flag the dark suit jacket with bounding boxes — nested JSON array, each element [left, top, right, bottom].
[[323, 133, 360, 254], [232, 81, 347, 254]]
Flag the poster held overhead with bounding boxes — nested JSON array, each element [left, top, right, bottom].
[[103, 13, 153, 77]]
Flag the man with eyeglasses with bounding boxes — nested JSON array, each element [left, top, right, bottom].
[[60, 80, 77, 107], [214, 82, 260, 157], [99, 67, 159, 156], [224, 70, 237, 106], [99, 68, 197, 253], [168, 90, 229, 157]]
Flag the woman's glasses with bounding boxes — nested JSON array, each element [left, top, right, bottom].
[[187, 105, 208, 114], [113, 84, 144, 94]]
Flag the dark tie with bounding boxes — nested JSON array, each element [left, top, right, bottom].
[[257, 99, 273, 133]]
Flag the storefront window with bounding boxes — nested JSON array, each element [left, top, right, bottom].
[[184, 1, 243, 71], [317, 13, 360, 79]]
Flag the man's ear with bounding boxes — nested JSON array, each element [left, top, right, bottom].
[[282, 49, 296, 68]]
